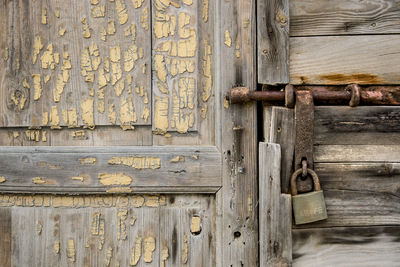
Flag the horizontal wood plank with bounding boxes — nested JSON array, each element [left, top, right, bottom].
[[0, 146, 221, 194], [290, 0, 400, 36], [293, 226, 400, 267], [315, 106, 400, 145], [314, 145, 400, 163], [290, 35, 400, 85]]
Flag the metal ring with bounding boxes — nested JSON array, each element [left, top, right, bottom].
[[285, 84, 295, 108], [290, 168, 321, 196], [348, 84, 360, 107]]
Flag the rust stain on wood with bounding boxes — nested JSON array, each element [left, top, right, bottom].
[[319, 73, 384, 84]]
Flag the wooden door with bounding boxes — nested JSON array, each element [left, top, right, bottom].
[[0, 1, 258, 266]]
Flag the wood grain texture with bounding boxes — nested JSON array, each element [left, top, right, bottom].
[[315, 106, 400, 145], [257, 0, 290, 85], [264, 106, 295, 193], [290, 0, 400, 36], [259, 143, 292, 266], [314, 145, 400, 162], [290, 35, 400, 85], [217, 0, 259, 266], [0, 146, 221, 194], [293, 226, 400, 267], [0, 208, 11, 267]]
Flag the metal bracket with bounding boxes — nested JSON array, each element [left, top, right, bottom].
[[294, 90, 314, 193]]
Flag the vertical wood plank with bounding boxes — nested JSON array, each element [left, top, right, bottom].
[[264, 106, 295, 193], [217, 0, 258, 265], [259, 142, 292, 266], [257, 0, 290, 85], [0, 208, 11, 267]]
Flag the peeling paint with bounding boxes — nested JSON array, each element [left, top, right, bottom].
[[202, 0, 209, 22], [131, 0, 145, 8], [32, 74, 42, 101], [105, 246, 113, 266], [3, 47, 9, 61], [106, 187, 132, 193], [108, 20, 116, 35], [130, 215, 137, 226], [32, 177, 47, 184], [36, 221, 42, 235], [55, 8, 60, 18], [124, 44, 138, 72], [72, 130, 86, 139], [81, 98, 95, 129], [130, 237, 142, 266], [154, 96, 169, 134], [42, 8, 47, 24], [143, 236, 155, 263], [119, 96, 137, 129], [59, 26, 66, 36], [101, 27, 107, 41], [72, 176, 84, 182], [145, 195, 160, 207], [108, 103, 117, 124], [67, 239, 76, 262], [115, 79, 125, 96], [182, 234, 188, 264], [0, 177, 6, 183], [41, 44, 55, 69], [191, 216, 201, 233], [117, 209, 128, 240], [141, 106, 150, 122], [42, 130, 47, 142], [116, 0, 129, 25], [54, 241, 60, 254], [170, 156, 185, 162], [91, 5, 105, 17], [98, 173, 133, 186], [79, 157, 97, 165], [224, 30, 232, 47], [98, 218, 105, 250], [161, 247, 169, 267], [108, 156, 161, 169], [141, 7, 149, 30], [81, 18, 91, 38]]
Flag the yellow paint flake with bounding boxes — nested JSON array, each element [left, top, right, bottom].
[[67, 239, 76, 262], [130, 237, 142, 266], [119, 96, 137, 128], [202, 39, 212, 102], [191, 216, 201, 233], [235, 39, 241, 58], [106, 187, 132, 193], [32, 177, 46, 184], [50, 106, 61, 129], [154, 96, 169, 134], [13, 131, 19, 138], [81, 18, 91, 38], [44, 74, 50, 84], [55, 8, 60, 18], [3, 47, 8, 61], [170, 59, 195, 76], [177, 29, 197, 57], [225, 30, 232, 47], [42, 8, 47, 24], [154, 54, 168, 86], [91, 0, 100, 4], [141, 106, 150, 122], [68, 109, 78, 128], [124, 44, 138, 72], [100, 27, 107, 41], [154, 11, 176, 39], [108, 103, 117, 124], [170, 77, 195, 133], [22, 78, 30, 89], [40, 44, 54, 69], [54, 241, 60, 254], [42, 112, 49, 125], [91, 5, 105, 18], [114, 79, 125, 96], [182, 234, 188, 264], [98, 173, 132, 186], [58, 25, 66, 36], [81, 98, 95, 129], [170, 156, 185, 162], [32, 74, 42, 101], [105, 246, 113, 266], [224, 97, 229, 109], [98, 218, 105, 250], [108, 156, 161, 169], [107, 20, 116, 35], [178, 12, 192, 38], [110, 46, 122, 85], [98, 100, 105, 114], [98, 68, 108, 89], [117, 209, 128, 240], [201, 104, 207, 118], [116, 0, 129, 25], [79, 157, 97, 165], [161, 247, 169, 267], [144, 195, 160, 207], [142, 63, 146, 74], [131, 0, 145, 8], [42, 130, 47, 142], [36, 221, 42, 235], [0, 177, 6, 183], [202, 0, 209, 22], [143, 237, 155, 263], [53, 72, 67, 102], [72, 176, 84, 182], [182, 0, 193, 5], [63, 51, 72, 69], [72, 130, 86, 139], [130, 215, 137, 226], [141, 7, 149, 30]]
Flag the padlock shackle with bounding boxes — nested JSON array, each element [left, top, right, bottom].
[[290, 168, 321, 196]]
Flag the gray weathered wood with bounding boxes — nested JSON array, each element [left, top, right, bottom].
[[0, 208, 11, 267], [290, 0, 400, 36], [293, 226, 400, 267], [258, 0, 290, 85], [264, 106, 295, 193], [315, 106, 400, 145], [0, 146, 221, 194], [290, 35, 400, 85], [315, 145, 400, 163], [259, 142, 292, 266], [217, 0, 259, 266]]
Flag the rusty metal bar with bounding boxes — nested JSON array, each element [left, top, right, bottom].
[[227, 85, 400, 106]]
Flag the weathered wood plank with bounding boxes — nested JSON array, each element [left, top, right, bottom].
[[293, 226, 400, 267], [264, 107, 295, 193], [0, 208, 11, 267], [290, 35, 400, 85], [315, 106, 400, 145], [0, 146, 221, 194], [314, 145, 400, 162], [259, 143, 292, 266], [257, 0, 290, 85], [290, 0, 400, 36], [218, 0, 259, 266]]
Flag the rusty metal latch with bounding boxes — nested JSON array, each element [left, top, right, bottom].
[[227, 84, 400, 107]]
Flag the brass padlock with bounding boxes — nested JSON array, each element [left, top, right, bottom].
[[290, 168, 328, 225]]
